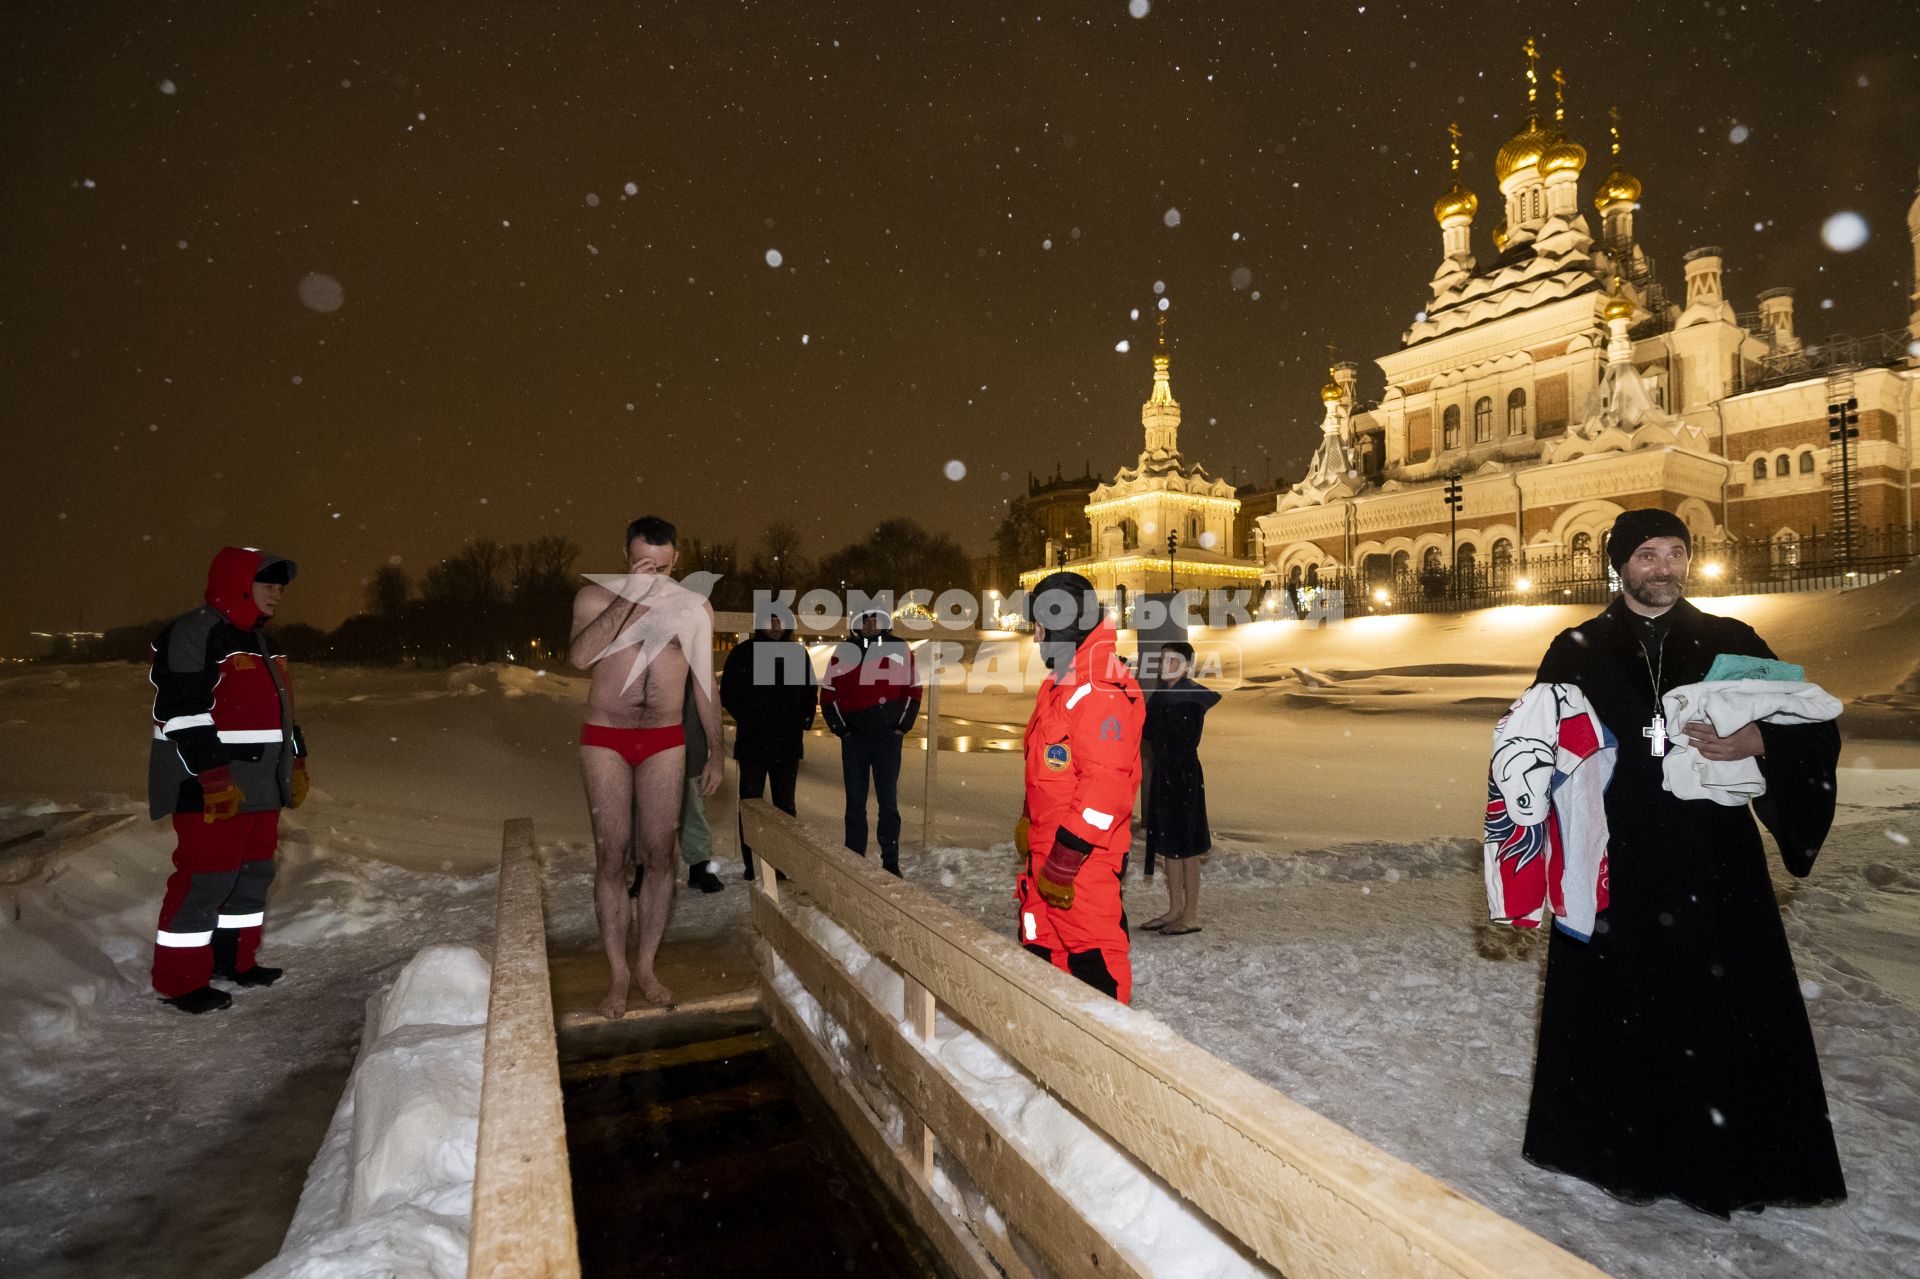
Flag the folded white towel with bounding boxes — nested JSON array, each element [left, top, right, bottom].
[[1660, 679, 1843, 806]]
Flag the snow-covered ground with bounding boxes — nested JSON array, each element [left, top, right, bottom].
[[1, 575, 1915, 1277]]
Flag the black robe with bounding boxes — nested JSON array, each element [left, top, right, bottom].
[[1522, 596, 1846, 1217], [1143, 677, 1220, 862]]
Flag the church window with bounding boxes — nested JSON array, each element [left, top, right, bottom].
[[1392, 549, 1411, 576], [1751, 457, 1768, 482], [1305, 564, 1320, 588], [1570, 531, 1594, 574], [1288, 565, 1303, 587], [1421, 546, 1442, 571], [1506, 388, 1528, 435], [1671, 357, 1686, 411], [1442, 405, 1462, 449], [1455, 542, 1478, 574], [1798, 450, 1815, 474], [1473, 397, 1493, 442], [1774, 454, 1790, 478]]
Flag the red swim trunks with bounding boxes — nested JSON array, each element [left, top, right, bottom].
[[579, 722, 686, 766]]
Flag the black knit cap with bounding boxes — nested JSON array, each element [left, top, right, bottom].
[[1605, 509, 1691, 572], [1023, 571, 1099, 633]]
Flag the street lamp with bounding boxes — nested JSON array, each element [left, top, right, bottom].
[[1167, 530, 1179, 591]]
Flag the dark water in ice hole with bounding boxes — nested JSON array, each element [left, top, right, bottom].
[[561, 1009, 948, 1278]]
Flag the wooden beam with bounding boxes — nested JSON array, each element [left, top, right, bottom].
[[755, 892, 1151, 1279], [470, 819, 581, 1279], [761, 973, 1003, 1279], [559, 1030, 772, 1083], [744, 801, 1608, 1279]]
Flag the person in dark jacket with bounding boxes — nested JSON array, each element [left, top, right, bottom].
[[721, 610, 818, 880], [820, 609, 919, 876], [147, 546, 310, 1014], [1138, 641, 1218, 936]]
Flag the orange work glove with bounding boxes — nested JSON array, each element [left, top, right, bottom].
[[1013, 814, 1031, 864], [199, 767, 244, 823], [290, 759, 310, 809]]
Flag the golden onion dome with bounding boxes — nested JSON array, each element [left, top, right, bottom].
[[1602, 289, 1635, 322], [1495, 122, 1556, 184], [1433, 181, 1479, 225], [1541, 135, 1587, 176], [1491, 222, 1510, 252], [1594, 164, 1643, 211], [1320, 374, 1345, 403]]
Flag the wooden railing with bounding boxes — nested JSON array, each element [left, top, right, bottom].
[[743, 800, 1610, 1279], [469, 819, 581, 1279]]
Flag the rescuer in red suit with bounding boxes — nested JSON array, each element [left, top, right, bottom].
[[1014, 572, 1144, 1003], [147, 547, 310, 1014]]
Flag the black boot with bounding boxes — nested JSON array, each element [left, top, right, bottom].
[[164, 986, 233, 1015], [216, 963, 283, 987], [687, 863, 725, 894], [881, 855, 902, 879]]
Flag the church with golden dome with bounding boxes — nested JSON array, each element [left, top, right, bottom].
[[1254, 37, 1920, 598], [1017, 314, 1264, 605]]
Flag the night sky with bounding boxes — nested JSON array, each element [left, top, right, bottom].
[[4, 1, 1914, 647]]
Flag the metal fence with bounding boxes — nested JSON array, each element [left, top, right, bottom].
[[1291, 527, 1915, 618]]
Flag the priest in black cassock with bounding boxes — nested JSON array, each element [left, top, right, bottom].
[[1521, 508, 1846, 1218]]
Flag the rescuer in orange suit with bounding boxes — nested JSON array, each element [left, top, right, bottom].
[[1014, 572, 1144, 1003]]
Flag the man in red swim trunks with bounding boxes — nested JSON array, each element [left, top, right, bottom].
[[569, 516, 722, 1019]]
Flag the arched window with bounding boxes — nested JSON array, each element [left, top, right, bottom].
[[1570, 531, 1594, 574], [1473, 397, 1493, 442], [1392, 549, 1411, 576], [1751, 457, 1768, 482], [1287, 565, 1303, 586], [1491, 538, 1514, 570], [1118, 518, 1139, 550], [1305, 564, 1321, 588], [1798, 451, 1816, 474], [1506, 388, 1527, 435], [1775, 454, 1791, 478], [1421, 546, 1443, 570], [1442, 405, 1462, 449], [1455, 542, 1478, 574]]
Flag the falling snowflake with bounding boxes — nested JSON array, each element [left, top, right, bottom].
[[158, 79, 177, 96], [764, 248, 784, 268], [623, 181, 638, 196], [586, 193, 600, 207], [297, 273, 344, 313], [1820, 211, 1868, 252], [944, 460, 967, 481], [1157, 297, 1169, 311], [1230, 266, 1252, 290], [1162, 208, 1181, 228], [1128, 0, 1150, 16], [1115, 340, 1131, 353], [1728, 124, 1750, 144]]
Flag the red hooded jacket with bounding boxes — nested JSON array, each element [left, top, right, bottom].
[[147, 547, 306, 818]]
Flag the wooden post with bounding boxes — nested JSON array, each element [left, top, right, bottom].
[[470, 819, 581, 1278], [901, 970, 937, 1180], [920, 652, 940, 851]]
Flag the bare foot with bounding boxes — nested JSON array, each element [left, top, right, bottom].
[[1138, 914, 1174, 931], [635, 975, 676, 1007], [597, 972, 630, 1021]]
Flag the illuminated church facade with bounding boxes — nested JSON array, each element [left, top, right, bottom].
[[1254, 41, 1920, 594], [1018, 315, 1265, 602]]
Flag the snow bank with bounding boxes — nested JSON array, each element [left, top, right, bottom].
[[247, 943, 490, 1279], [765, 901, 1266, 1277]]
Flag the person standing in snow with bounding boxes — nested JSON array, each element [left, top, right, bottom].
[[1014, 572, 1144, 1002], [1138, 641, 1218, 936], [1517, 508, 1845, 1216], [820, 608, 919, 877], [147, 547, 309, 1014], [721, 608, 817, 881], [570, 516, 723, 1019]]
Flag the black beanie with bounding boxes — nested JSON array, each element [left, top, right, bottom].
[[1605, 509, 1691, 572]]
